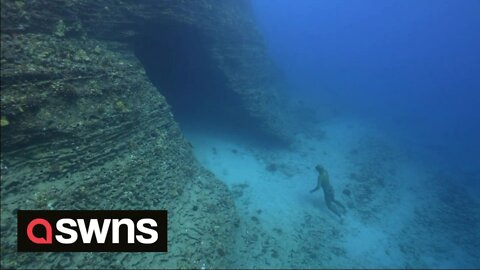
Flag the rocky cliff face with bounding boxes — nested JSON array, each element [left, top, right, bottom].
[[0, 0, 287, 268], [1, 0, 291, 142]]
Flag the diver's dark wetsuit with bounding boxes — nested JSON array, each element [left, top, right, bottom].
[[310, 165, 347, 218]]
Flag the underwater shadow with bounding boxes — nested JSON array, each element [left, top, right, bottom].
[[133, 22, 282, 148]]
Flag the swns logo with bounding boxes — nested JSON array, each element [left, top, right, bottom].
[[18, 210, 167, 252]]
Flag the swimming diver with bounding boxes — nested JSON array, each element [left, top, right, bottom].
[[310, 164, 347, 218]]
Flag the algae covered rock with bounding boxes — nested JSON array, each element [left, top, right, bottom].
[[0, 1, 260, 268], [0, 32, 236, 268], [1, 0, 292, 143], [1, 0, 290, 268]]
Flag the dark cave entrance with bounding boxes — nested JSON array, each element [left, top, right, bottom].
[[134, 22, 257, 136]]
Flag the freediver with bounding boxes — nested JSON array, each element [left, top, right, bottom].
[[310, 164, 347, 218]]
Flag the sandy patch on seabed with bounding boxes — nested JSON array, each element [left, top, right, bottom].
[[185, 116, 479, 268]]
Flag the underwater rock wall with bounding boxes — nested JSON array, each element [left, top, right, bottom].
[[1, 0, 291, 142], [0, 0, 290, 268]]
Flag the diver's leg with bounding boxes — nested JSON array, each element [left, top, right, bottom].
[[326, 201, 343, 218], [333, 200, 347, 214]]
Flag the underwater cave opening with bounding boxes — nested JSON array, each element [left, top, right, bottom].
[[134, 22, 265, 142]]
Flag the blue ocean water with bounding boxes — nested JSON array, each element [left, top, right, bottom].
[[2, 0, 479, 268], [251, 0, 480, 176], [185, 0, 480, 268]]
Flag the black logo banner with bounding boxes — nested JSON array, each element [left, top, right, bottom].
[[17, 210, 167, 252]]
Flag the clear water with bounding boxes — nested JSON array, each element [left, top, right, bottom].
[[2, 0, 479, 268], [180, 0, 480, 268]]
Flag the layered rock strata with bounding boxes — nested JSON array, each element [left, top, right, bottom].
[[0, 0, 295, 268]]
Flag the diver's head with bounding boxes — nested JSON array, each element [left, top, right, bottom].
[[315, 164, 324, 173]]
